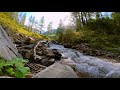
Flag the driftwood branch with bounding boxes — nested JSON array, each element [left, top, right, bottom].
[[34, 41, 41, 60]]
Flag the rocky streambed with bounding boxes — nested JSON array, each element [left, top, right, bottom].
[[1, 24, 120, 78], [10, 38, 120, 78], [48, 44, 120, 78]]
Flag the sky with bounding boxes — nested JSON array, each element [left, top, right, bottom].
[[24, 12, 71, 31], [23, 12, 112, 31]]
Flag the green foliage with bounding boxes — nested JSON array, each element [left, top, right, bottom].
[[111, 12, 120, 25], [56, 12, 120, 57], [62, 29, 75, 44], [56, 28, 64, 42], [0, 12, 49, 40], [0, 58, 30, 78], [58, 29, 81, 44], [86, 18, 117, 34], [78, 29, 120, 53]]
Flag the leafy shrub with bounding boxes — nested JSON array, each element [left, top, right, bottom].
[[0, 58, 30, 78], [61, 29, 81, 44], [86, 18, 118, 34]]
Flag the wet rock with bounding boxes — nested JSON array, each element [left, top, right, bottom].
[[106, 53, 116, 58], [72, 45, 81, 49], [60, 59, 76, 68], [32, 62, 79, 78], [33, 41, 55, 66], [44, 49, 55, 58], [34, 55, 44, 61], [64, 44, 72, 48], [40, 58, 55, 66], [51, 40, 58, 44], [52, 49, 62, 60], [46, 53, 55, 58]]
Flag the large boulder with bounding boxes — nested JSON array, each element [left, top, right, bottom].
[[32, 62, 79, 78], [52, 49, 62, 60], [33, 41, 62, 66], [0, 25, 22, 60]]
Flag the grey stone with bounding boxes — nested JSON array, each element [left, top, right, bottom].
[[32, 62, 79, 78], [0, 25, 22, 60]]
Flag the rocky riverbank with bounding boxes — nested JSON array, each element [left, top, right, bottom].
[[2, 23, 120, 78], [62, 43, 120, 62], [0, 24, 73, 78]]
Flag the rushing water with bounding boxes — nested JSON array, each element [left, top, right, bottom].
[[50, 44, 120, 78]]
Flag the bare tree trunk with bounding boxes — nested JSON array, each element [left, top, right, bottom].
[[80, 12, 85, 27], [78, 12, 82, 28], [83, 12, 88, 24]]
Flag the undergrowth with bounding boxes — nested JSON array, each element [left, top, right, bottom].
[[0, 58, 30, 78]]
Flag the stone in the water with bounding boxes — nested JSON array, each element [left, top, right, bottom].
[[64, 44, 72, 48], [52, 49, 62, 60], [40, 58, 55, 66], [60, 59, 76, 68], [32, 62, 79, 78], [43, 49, 55, 58]]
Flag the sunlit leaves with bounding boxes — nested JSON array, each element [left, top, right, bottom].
[[0, 12, 49, 39]]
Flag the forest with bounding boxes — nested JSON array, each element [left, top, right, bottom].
[[0, 12, 120, 78], [56, 12, 120, 60]]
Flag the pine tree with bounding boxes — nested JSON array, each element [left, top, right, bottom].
[[21, 13, 26, 26], [38, 16, 45, 34], [47, 21, 52, 37], [28, 15, 33, 31], [18, 12, 23, 25]]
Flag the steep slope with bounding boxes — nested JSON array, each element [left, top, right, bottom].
[[0, 12, 49, 60], [0, 12, 49, 42]]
